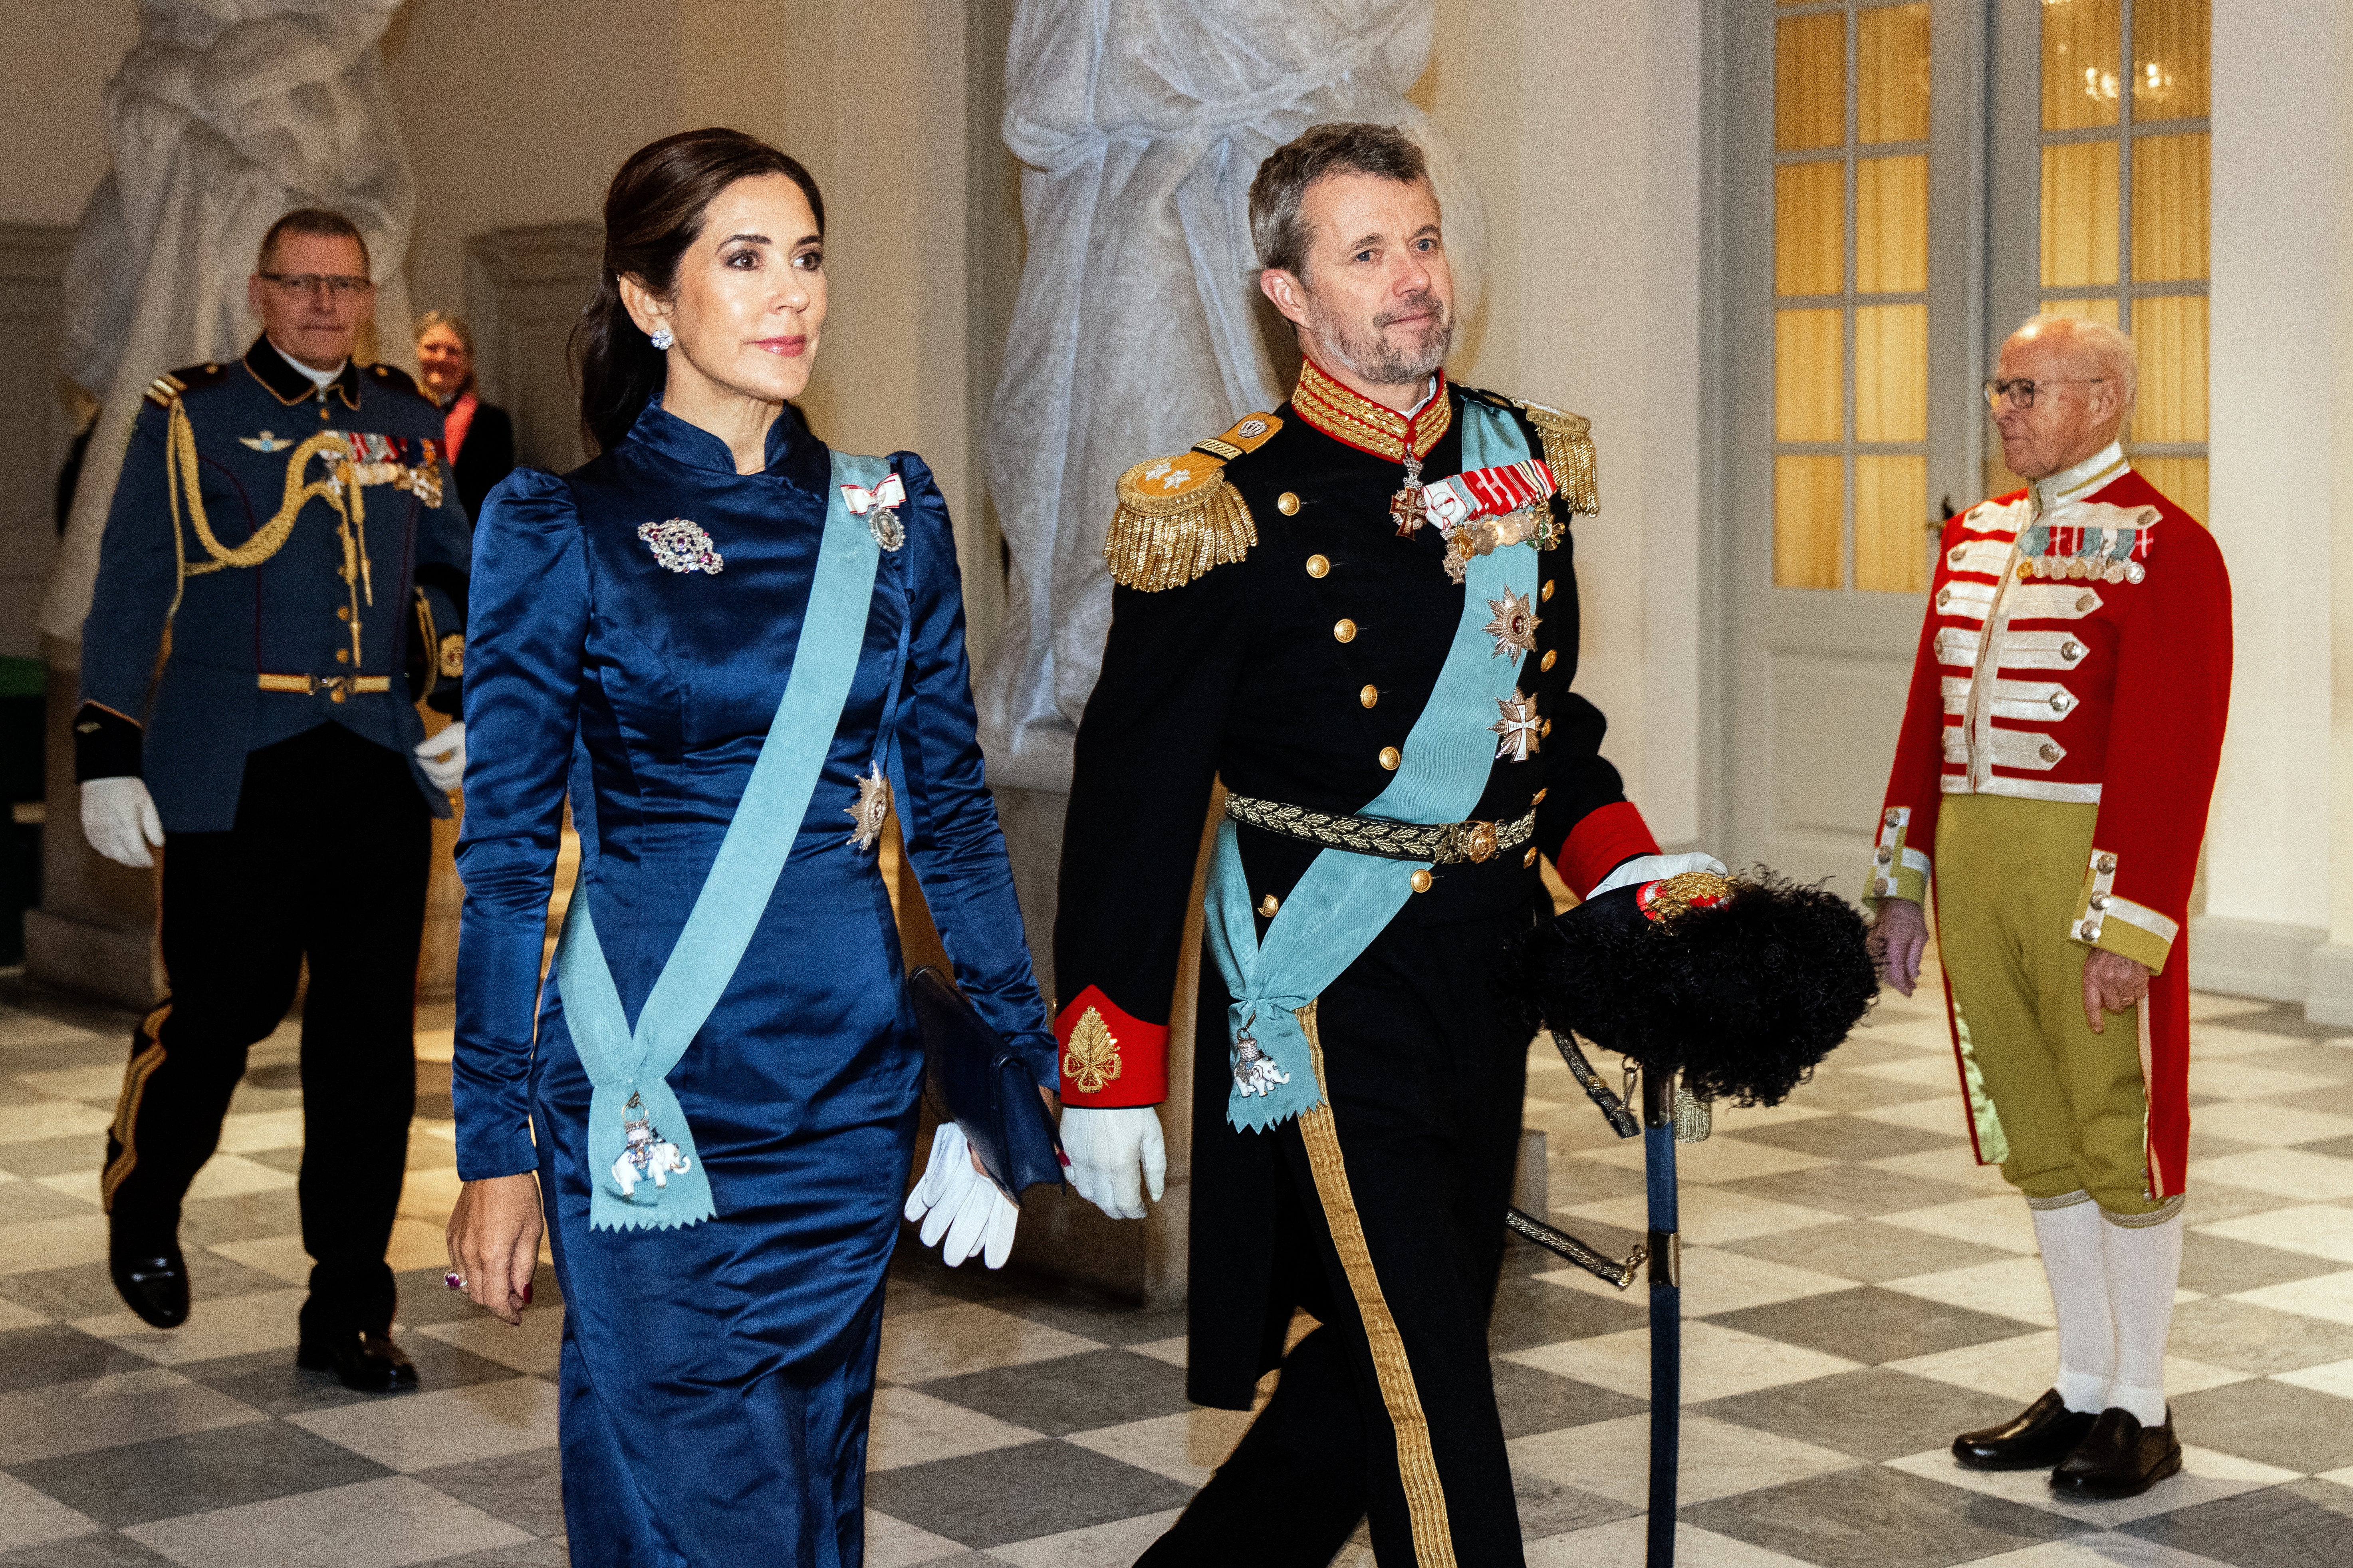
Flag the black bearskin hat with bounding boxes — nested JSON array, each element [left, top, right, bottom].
[[1525, 871, 1878, 1107]]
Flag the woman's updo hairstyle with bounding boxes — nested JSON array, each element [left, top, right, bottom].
[[573, 127, 826, 455]]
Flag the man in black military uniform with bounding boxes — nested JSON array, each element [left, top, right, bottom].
[[1052, 125, 1715, 1566], [75, 208, 472, 1391]]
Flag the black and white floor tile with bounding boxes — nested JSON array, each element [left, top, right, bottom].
[[0, 967, 2346, 1567]]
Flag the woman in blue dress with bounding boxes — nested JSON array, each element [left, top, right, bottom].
[[444, 129, 1058, 1566]]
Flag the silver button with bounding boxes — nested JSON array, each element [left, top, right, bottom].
[[2050, 692, 2072, 713], [2095, 853, 2117, 874], [2089, 893, 2109, 910], [2075, 593, 2097, 612], [2062, 640, 2085, 660], [1884, 808, 1903, 827], [2080, 921, 2099, 939], [1875, 847, 1893, 864], [1948, 546, 1966, 567], [2038, 742, 2060, 762], [1936, 588, 1951, 608], [1874, 878, 1892, 895]]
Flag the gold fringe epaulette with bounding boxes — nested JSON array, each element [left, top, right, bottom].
[[1105, 451, 1256, 592], [1512, 399, 1600, 516]]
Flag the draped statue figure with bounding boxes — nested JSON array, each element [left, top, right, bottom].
[[40, 0, 419, 645], [974, 0, 1485, 793]]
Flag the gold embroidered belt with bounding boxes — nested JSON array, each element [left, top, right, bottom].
[[257, 673, 391, 701], [1224, 792, 1538, 866]]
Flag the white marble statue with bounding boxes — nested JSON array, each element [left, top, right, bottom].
[[974, 0, 1486, 794], [40, 0, 420, 645]]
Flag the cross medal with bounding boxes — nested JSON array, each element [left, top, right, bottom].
[[1389, 452, 1427, 537]]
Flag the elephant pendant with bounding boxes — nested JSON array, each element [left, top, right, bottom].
[[612, 1091, 692, 1197]]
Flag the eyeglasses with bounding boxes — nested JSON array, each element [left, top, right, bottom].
[[258, 272, 375, 299], [1983, 377, 2107, 410]]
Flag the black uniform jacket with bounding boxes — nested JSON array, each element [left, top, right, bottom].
[[1052, 374, 1661, 1405]]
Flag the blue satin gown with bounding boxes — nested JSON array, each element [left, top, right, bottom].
[[451, 398, 1058, 1567]]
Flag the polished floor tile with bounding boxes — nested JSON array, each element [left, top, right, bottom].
[[1886, 1443, 2298, 1529], [285, 1379, 560, 1473], [876, 1304, 1106, 1386], [1059, 1407, 1256, 1489], [865, 1386, 1048, 1473], [1693, 1366, 2021, 1462], [118, 1477, 530, 1568], [1684, 1462, 2084, 1567], [1510, 1410, 1858, 1506]]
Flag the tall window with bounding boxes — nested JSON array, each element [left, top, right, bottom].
[[2035, 0, 2209, 518], [1772, 2, 1932, 593]]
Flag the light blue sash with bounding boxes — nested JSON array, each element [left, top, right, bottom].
[[555, 450, 895, 1229], [1207, 400, 1542, 1130]]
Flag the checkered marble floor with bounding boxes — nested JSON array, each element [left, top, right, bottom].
[[0, 969, 2347, 1568]]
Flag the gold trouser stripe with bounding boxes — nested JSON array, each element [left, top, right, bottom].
[[1294, 1002, 1457, 1568], [102, 1003, 171, 1213]]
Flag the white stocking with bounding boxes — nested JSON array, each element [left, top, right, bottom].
[[2101, 1207, 2184, 1427], [2031, 1197, 2114, 1415]]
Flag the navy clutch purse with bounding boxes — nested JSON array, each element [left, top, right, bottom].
[[908, 966, 1066, 1203]]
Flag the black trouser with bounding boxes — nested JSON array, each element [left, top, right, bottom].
[[1142, 923, 1530, 1568], [105, 722, 429, 1338]]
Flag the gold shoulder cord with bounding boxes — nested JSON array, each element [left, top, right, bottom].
[[163, 399, 373, 640], [1104, 451, 1256, 592], [1512, 400, 1600, 517]]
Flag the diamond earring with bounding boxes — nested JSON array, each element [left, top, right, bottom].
[[650, 327, 675, 351]]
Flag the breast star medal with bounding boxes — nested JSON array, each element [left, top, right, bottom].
[[1492, 690, 1542, 761], [845, 760, 892, 851], [1389, 452, 1428, 538], [1483, 587, 1541, 663]]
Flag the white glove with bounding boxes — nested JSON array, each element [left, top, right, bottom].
[[904, 1121, 1019, 1269], [1587, 851, 1730, 902], [414, 721, 466, 791], [1060, 1105, 1166, 1221], [81, 778, 163, 869]]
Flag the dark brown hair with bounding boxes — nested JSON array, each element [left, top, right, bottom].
[[573, 129, 825, 455], [258, 208, 371, 275], [1248, 122, 1428, 279]]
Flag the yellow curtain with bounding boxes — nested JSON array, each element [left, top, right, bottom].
[[2130, 294, 2208, 444], [1857, 155, 1928, 294], [2040, 296, 2121, 327], [1856, 455, 1928, 593], [2134, 0, 2210, 121], [1776, 309, 1845, 444], [2042, 141, 2120, 288], [2134, 456, 2209, 524], [1776, 455, 1845, 589], [2133, 133, 2209, 283], [2042, 0, 2122, 130], [1776, 12, 1845, 152], [1776, 161, 1845, 297], [1857, 4, 1931, 144], [1855, 305, 1927, 443]]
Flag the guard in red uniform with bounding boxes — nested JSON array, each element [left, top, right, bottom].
[[1873, 314, 2232, 1500]]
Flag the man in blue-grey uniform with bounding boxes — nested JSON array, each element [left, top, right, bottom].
[[75, 207, 472, 1391]]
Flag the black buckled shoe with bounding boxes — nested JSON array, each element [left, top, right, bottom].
[[108, 1238, 190, 1330], [297, 1330, 421, 1393], [2050, 1407, 2182, 1499], [1952, 1388, 2099, 1471]]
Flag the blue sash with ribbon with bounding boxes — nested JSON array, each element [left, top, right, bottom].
[[555, 450, 897, 1229], [1207, 400, 1543, 1131]]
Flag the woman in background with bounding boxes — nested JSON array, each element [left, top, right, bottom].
[[442, 129, 1055, 1565], [415, 309, 515, 519]]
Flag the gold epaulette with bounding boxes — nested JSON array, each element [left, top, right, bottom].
[[1512, 398, 1600, 516], [1105, 413, 1281, 592]]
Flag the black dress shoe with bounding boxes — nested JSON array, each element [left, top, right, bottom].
[[1952, 1388, 2099, 1470], [2050, 1407, 2182, 1499], [297, 1330, 421, 1392], [108, 1241, 190, 1330]]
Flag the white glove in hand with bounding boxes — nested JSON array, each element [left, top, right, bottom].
[[1060, 1105, 1166, 1221], [414, 722, 467, 792], [81, 778, 163, 869], [904, 1121, 1019, 1269], [1587, 851, 1730, 902]]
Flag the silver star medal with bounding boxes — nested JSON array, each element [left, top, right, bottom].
[[845, 760, 892, 851], [1491, 690, 1542, 761], [1482, 587, 1541, 663]]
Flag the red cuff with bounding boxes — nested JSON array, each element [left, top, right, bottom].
[[1053, 985, 1169, 1107], [1557, 800, 1662, 899]]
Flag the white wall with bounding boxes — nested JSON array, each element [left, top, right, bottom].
[[2195, 0, 2339, 1000], [0, 0, 137, 227]]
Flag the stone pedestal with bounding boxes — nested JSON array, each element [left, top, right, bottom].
[[22, 636, 162, 1011]]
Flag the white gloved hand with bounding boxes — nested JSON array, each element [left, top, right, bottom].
[[1059, 1105, 1167, 1221], [80, 777, 164, 869], [1586, 851, 1730, 902], [903, 1121, 1019, 1269], [414, 721, 467, 791]]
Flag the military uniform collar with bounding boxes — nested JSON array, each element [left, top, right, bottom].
[[243, 335, 363, 410], [626, 393, 819, 486], [2030, 441, 2129, 515], [1291, 357, 1452, 464]]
